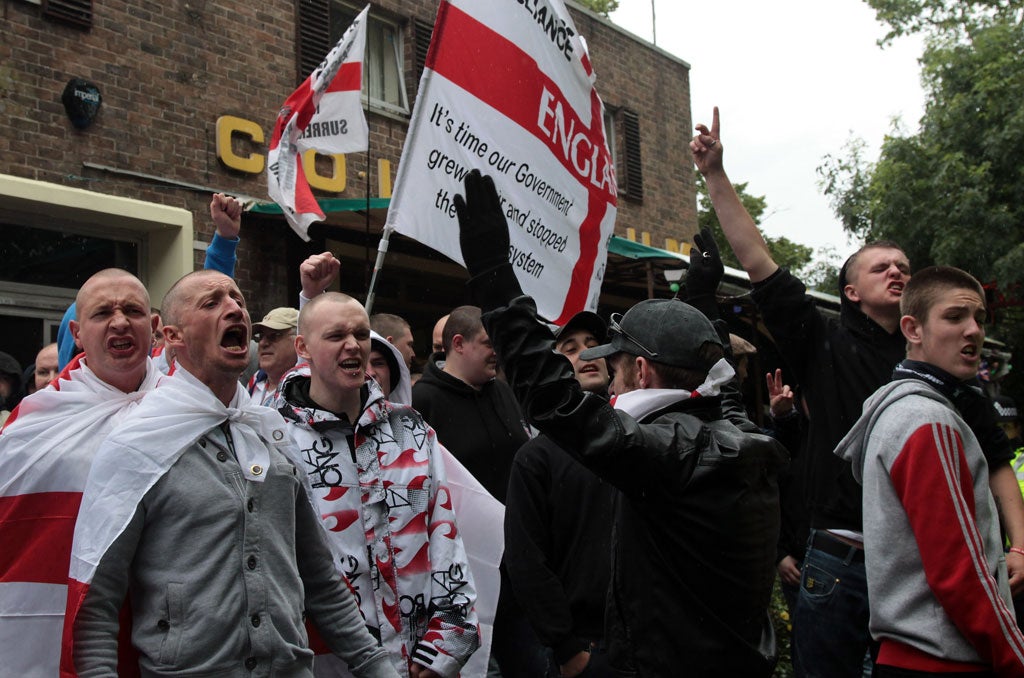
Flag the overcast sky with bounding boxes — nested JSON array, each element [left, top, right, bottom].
[[606, 0, 927, 262]]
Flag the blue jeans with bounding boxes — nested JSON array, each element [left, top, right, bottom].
[[793, 531, 873, 678]]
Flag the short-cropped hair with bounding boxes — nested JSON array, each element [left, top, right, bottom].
[[900, 265, 985, 322], [443, 306, 483, 353]]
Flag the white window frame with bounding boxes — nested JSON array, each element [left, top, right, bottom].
[[332, 3, 410, 117]]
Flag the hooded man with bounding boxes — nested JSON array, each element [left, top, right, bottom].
[[502, 311, 618, 677], [835, 266, 1024, 676], [275, 292, 479, 678]]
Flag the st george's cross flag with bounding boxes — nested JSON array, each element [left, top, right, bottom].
[[0, 355, 161, 677], [385, 0, 618, 324], [267, 4, 370, 240]]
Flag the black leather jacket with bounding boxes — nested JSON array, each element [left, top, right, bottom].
[[478, 287, 786, 677]]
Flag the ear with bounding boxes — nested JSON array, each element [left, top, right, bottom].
[[843, 284, 860, 304], [635, 355, 651, 389], [69, 319, 83, 350], [150, 313, 160, 337], [162, 323, 186, 351], [900, 314, 923, 346], [295, 334, 312, 361], [450, 334, 465, 354]]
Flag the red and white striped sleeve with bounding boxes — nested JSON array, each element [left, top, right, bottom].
[[890, 422, 1024, 674]]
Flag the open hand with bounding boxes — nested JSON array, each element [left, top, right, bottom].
[[454, 170, 511, 278]]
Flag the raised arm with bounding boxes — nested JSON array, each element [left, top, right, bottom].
[[299, 251, 342, 306], [204, 193, 242, 277], [689, 107, 778, 283]]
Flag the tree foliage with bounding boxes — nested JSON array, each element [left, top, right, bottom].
[[821, 2, 1024, 385], [575, 0, 620, 18], [819, 14, 1024, 289], [695, 175, 838, 292], [866, 0, 1022, 44]]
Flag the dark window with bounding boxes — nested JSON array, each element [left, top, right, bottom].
[[42, 0, 93, 29], [0, 223, 138, 289], [621, 108, 644, 203], [413, 17, 434, 84]]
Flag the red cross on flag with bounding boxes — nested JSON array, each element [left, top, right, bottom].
[[267, 4, 370, 241], [385, 0, 618, 323]]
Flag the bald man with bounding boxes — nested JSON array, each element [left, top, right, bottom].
[[31, 342, 60, 394], [431, 314, 449, 356], [0, 269, 161, 675], [68, 271, 397, 677], [276, 293, 479, 678]]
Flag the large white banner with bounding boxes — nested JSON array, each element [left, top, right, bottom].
[[385, 0, 617, 324], [267, 5, 370, 241]]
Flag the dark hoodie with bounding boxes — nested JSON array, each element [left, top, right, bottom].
[[411, 354, 529, 503], [750, 268, 906, 532]]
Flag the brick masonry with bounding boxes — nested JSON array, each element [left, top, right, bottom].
[[1, 0, 695, 322]]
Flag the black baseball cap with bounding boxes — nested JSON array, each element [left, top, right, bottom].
[[580, 298, 721, 371]]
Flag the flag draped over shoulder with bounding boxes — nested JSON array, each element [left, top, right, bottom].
[[267, 4, 370, 241], [385, 0, 617, 324], [61, 368, 291, 676], [0, 355, 160, 678]]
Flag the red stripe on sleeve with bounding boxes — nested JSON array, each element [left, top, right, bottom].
[[889, 423, 1024, 672]]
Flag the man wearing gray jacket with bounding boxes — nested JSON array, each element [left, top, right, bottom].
[[836, 266, 1024, 676], [68, 270, 399, 678]]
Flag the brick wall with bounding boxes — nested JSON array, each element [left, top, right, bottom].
[[1, 0, 695, 316]]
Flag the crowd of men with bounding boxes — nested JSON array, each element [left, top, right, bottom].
[[2, 110, 1024, 678]]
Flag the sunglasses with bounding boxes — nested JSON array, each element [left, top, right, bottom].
[[608, 313, 658, 359]]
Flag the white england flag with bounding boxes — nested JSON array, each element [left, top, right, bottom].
[[385, 0, 617, 323], [267, 4, 370, 241]]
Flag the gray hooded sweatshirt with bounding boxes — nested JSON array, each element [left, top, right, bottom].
[[835, 379, 1024, 673]]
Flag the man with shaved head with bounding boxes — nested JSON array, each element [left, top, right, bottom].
[[66, 271, 398, 677], [30, 342, 60, 394], [371, 312, 417, 370], [275, 292, 479, 678], [0, 268, 161, 675]]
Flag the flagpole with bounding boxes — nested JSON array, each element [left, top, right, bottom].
[[362, 21, 386, 316], [365, 225, 391, 315], [363, 30, 373, 299]]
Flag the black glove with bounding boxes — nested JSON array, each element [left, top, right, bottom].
[[454, 170, 510, 278], [687, 227, 724, 298], [685, 228, 724, 320]]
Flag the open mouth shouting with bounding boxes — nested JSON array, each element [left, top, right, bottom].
[[107, 335, 138, 357], [339, 357, 363, 376], [888, 281, 905, 295], [220, 325, 249, 355]]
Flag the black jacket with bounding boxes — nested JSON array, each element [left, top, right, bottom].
[[411, 355, 529, 503], [503, 433, 616, 663], [751, 268, 905, 531], [476, 281, 786, 677]]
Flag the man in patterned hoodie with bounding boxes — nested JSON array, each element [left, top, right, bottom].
[[276, 291, 480, 678]]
